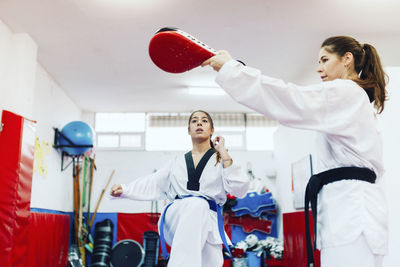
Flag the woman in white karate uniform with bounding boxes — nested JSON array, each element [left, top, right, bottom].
[[110, 110, 249, 267], [202, 36, 388, 267]]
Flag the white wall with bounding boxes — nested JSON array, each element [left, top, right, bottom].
[[0, 18, 82, 212], [90, 150, 276, 213], [29, 64, 82, 212], [273, 126, 317, 238], [0, 20, 37, 119], [380, 67, 400, 267], [0, 21, 12, 108]]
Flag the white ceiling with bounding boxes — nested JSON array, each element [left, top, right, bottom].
[[0, 0, 399, 113]]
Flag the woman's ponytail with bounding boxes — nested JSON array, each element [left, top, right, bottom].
[[210, 136, 221, 166], [358, 43, 387, 113]]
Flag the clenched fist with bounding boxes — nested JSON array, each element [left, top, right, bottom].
[[110, 184, 123, 197]]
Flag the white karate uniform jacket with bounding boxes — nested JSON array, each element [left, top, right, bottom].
[[215, 60, 388, 255], [120, 152, 249, 246]]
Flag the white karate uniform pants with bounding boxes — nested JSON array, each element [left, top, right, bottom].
[[160, 197, 224, 267], [321, 234, 384, 267]]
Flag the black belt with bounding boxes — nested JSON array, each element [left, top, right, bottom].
[[304, 167, 376, 267]]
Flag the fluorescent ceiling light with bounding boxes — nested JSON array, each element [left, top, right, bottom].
[[187, 87, 226, 96]]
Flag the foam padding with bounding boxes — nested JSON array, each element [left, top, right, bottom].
[[232, 191, 276, 217], [226, 214, 273, 234], [117, 213, 160, 245], [89, 212, 118, 245], [27, 212, 70, 266], [283, 211, 320, 267], [0, 110, 36, 266]]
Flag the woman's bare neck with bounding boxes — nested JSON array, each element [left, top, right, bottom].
[[191, 141, 211, 155]]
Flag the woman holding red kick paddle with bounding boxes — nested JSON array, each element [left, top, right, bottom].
[[202, 36, 388, 267]]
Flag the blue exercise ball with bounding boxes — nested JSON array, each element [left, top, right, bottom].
[[58, 121, 94, 156]]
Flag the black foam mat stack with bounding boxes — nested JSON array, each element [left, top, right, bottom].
[[142, 231, 159, 267], [91, 219, 114, 267]]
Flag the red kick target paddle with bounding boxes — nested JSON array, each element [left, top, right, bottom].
[[148, 27, 217, 73]]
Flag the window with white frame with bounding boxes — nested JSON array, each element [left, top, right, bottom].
[[95, 113, 145, 149], [94, 112, 278, 151], [212, 113, 246, 150], [245, 113, 279, 150], [145, 113, 191, 151]]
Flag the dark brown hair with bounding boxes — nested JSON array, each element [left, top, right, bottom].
[[188, 110, 221, 165], [321, 36, 387, 113]]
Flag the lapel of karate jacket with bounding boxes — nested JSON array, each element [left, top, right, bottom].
[[185, 148, 216, 191]]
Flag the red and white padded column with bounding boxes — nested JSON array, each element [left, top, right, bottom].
[[0, 110, 36, 267]]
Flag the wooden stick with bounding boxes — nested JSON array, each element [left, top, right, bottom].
[[89, 170, 115, 228], [78, 159, 84, 242], [82, 156, 88, 208], [87, 155, 95, 220], [74, 163, 81, 245]]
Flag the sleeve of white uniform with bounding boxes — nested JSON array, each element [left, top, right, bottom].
[[119, 160, 172, 201], [221, 163, 250, 198], [216, 60, 368, 133]]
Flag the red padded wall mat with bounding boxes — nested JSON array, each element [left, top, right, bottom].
[[27, 212, 70, 267], [117, 213, 160, 245], [0, 110, 35, 266]]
